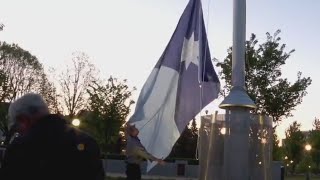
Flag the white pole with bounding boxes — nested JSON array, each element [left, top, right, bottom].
[[219, 0, 256, 179], [232, 0, 246, 87]]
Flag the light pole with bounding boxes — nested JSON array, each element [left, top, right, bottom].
[[305, 144, 312, 180]]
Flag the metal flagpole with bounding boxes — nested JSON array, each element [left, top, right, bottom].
[[219, 0, 256, 179]]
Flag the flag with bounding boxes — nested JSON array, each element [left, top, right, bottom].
[[128, 0, 220, 171]]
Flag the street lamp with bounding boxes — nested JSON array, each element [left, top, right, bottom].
[[305, 144, 312, 180], [72, 118, 81, 127], [305, 144, 312, 151]]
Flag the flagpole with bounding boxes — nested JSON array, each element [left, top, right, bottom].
[[219, 0, 256, 179]]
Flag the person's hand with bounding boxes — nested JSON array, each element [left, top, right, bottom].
[[157, 159, 166, 165]]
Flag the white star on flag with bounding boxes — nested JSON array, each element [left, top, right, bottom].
[[181, 32, 200, 69]]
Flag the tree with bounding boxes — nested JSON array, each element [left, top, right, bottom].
[[272, 133, 284, 161], [0, 102, 9, 138], [0, 23, 4, 31], [170, 120, 198, 159], [309, 118, 320, 173], [170, 125, 193, 158], [0, 42, 44, 102], [309, 130, 320, 173], [81, 77, 135, 153], [313, 117, 320, 130], [57, 52, 96, 117], [284, 121, 305, 174], [37, 73, 61, 113], [216, 30, 312, 125]]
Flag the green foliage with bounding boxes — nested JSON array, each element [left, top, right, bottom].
[[272, 132, 284, 161], [295, 154, 314, 174], [309, 118, 320, 172], [284, 121, 305, 174], [216, 30, 312, 124], [38, 73, 61, 113], [82, 77, 135, 153], [170, 120, 198, 159], [0, 41, 44, 101], [313, 118, 320, 130], [0, 102, 9, 137]]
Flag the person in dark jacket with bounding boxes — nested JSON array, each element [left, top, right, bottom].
[[125, 124, 165, 180], [0, 93, 105, 180]]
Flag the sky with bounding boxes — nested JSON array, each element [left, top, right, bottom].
[[0, 0, 319, 139]]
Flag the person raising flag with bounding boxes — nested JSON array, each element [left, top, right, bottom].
[[125, 124, 165, 180]]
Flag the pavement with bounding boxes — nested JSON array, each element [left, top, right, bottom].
[[106, 173, 197, 180]]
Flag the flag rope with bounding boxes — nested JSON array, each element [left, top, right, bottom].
[[196, 0, 212, 160]]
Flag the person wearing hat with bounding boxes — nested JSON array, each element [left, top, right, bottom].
[[125, 124, 165, 180], [0, 93, 105, 180]]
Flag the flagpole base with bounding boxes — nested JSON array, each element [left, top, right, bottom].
[[219, 86, 256, 109], [219, 87, 258, 179]]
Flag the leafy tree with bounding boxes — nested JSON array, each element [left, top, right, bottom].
[[216, 30, 312, 125], [296, 154, 314, 174], [272, 133, 284, 161], [0, 41, 44, 102], [37, 73, 61, 113], [0, 102, 9, 138], [284, 121, 305, 174], [170, 120, 198, 159], [312, 117, 320, 130], [81, 77, 135, 153], [0, 70, 9, 104], [170, 125, 193, 158], [57, 52, 97, 117], [309, 118, 320, 172], [0, 23, 4, 31]]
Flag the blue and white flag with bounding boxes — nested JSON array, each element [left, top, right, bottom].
[[128, 0, 220, 171]]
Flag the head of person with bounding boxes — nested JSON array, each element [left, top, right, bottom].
[[8, 93, 49, 135], [126, 124, 139, 137]]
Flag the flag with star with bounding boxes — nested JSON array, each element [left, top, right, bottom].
[[128, 0, 220, 171]]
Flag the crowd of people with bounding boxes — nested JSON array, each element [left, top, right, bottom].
[[0, 93, 165, 180]]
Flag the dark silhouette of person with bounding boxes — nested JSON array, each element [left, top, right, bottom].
[[0, 93, 105, 180]]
